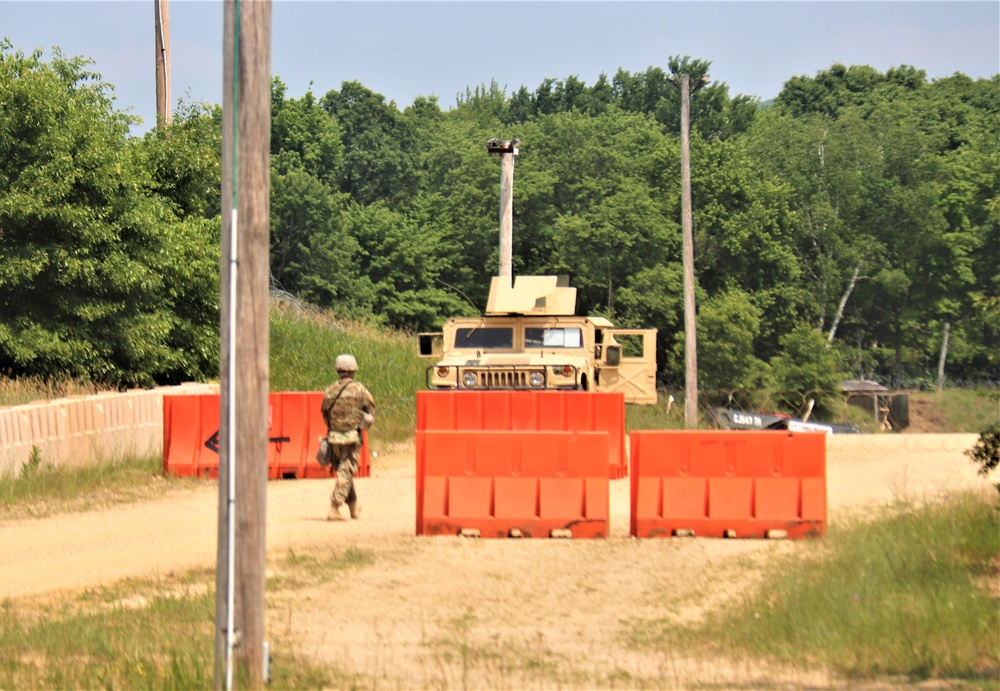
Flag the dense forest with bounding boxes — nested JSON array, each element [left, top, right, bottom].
[[1, 42, 997, 390]]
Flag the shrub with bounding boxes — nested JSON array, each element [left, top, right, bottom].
[[966, 423, 1000, 478]]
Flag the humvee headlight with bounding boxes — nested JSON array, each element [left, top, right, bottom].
[[529, 372, 545, 388], [462, 372, 478, 388]]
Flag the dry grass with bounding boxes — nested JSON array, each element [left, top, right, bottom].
[[0, 377, 115, 408]]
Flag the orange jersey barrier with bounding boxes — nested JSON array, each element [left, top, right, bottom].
[[416, 390, 627, 478], [629, 430, 826, 539], [163, 393, 220, 478], [416, 430, 610, 538], [163, 392, 370, 479]]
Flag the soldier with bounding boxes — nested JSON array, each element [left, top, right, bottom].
[[321, 354, 376, 521]]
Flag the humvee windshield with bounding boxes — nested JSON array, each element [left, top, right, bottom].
[[525, 327, 583, 348], [454, 327, 513, 349]]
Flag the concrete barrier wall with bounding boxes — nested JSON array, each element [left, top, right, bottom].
[[0, 383, 218, 476]]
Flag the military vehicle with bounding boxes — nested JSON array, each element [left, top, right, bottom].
[[706, 407, 860, 434], [418, 275, 658, 405]]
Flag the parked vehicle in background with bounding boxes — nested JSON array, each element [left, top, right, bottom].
[[707, 407, 860, 434]]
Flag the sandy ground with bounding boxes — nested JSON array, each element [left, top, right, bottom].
[[0, 433, 993, 688]]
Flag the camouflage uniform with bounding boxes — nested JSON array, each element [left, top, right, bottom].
[[321, 375, 375, 517]]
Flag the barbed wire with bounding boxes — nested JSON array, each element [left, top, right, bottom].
[[650, 387, 981, 431]]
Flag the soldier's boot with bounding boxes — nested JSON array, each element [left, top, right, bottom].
[[347, 500, 361, 520], [327, 499, 345, 521]]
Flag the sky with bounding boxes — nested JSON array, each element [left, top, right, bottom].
[[2, 1, 998, 135]]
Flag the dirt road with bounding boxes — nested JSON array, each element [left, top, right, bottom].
[[0, 434, 991, 688]]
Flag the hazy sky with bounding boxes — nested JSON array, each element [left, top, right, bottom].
[[3, 1, 998, 134]]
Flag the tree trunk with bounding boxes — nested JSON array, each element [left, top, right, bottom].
[[937, 321, 950, 392], [826, 263, 861, 345]]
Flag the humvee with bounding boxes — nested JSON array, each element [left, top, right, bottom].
[[418, 276, 658, 405]]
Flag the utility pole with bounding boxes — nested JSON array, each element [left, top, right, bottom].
[[487, 138, 520, 287], [216, 0, 271, 688], [154, 0, 172, 128], [670, 73, 708, 429]]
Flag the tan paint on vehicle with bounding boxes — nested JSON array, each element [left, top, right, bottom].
[[419, 276, 658, 405]]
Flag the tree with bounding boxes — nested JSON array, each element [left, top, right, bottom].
[[9, 45, 992, 390], [271, 78, 343, 187], [136, 104, 223, 385], [0, 43, 219, 385], [321, 81, 418, 206], [924, 75, 1000, 380], [502, 59, 758, 140], [610, 58, 759, 140], [519, 109, 677, 314], [617, 264, 685, 385], [695, 289, 770, 391], [341, 202, 467, 330], [742, 108, 889, 353], [454, 80, 511, 124], [776, 63, 893, 118], [268, 162, 372, 313], [747, 67, 999, 383], [406, 101, 506, 310], [139, 99, 222, 219], [768, 325, 844, 393]]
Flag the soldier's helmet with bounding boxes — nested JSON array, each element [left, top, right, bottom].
[[335, 354, 358, 374]]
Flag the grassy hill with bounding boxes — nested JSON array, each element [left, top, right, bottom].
[[269, 299, 426, 443]]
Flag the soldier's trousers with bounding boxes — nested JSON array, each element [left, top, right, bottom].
[[330, 442, 361, 505]]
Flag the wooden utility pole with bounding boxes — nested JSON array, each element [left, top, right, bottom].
[[487, 138, 520, 286], [154, 0, 172, 128], [677, 74, 701, 429], [216, 0, 271, 688]]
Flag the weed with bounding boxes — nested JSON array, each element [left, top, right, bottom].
[[20, 446, 44, 480], [910, 388, 1000, 433], [0, 567, 345, 690], [0, 453, 180, 520], [274, 545, 376, 586]]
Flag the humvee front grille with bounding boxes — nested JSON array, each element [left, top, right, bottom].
[[481, 370, 527, 388], [426, 365, 581, 391]]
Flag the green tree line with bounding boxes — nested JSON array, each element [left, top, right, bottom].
[[1, 42, 997, 389]]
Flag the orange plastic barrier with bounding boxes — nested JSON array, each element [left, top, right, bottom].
[[629, 430, 826, 539], [163, 392, 370, 479], [416, 390, 627, 478], [163, 394, 221, 478], [271, 392, 324, 479], [416, 430, 610, 538]]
